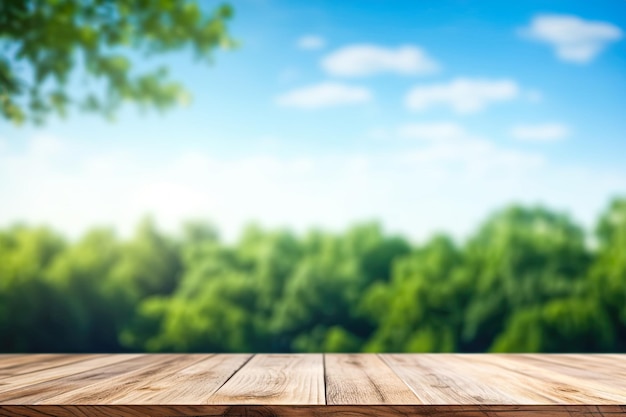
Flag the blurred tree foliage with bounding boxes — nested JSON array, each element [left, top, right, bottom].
[[0, 0, 234, 125], [1, 199, 625, 353]]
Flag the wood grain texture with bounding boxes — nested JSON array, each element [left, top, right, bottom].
[[0, 355, 127, 394], [325, 354, 418, 404], [473, 354, 626, 403], [0, 354, 624, 416], [110, 354, 252, 405], [0, 354, 146, 404], [516, 354, 626, 391], [41, 354, 210, 404], [0, 354, 94, 377], [381, 354, 626, 405], [382, 354, 522, 404], [209, 354, 325, 405], [1, 405, 625, 417]]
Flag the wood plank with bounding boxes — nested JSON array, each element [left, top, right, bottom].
[[0, 354, 148, 404], [1, 405, 625, 417], [560, 354, 626, 373], [382, 354, 523, 404], [0, 355, 42, 367], [109, 354, 252, 404], [513, 354, 626, 391], [470, 354, 626, 404], [0, 355, 82, 376], [325, 354, 418, 404], [40, 354, 208, 404], [208, 354, 324, 405], [383, 354, 626, 405], [0, 353, 625, 415], [0, 355, 133, 394]]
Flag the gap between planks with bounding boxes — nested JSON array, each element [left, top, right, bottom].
[[209, 353, 422, 405]]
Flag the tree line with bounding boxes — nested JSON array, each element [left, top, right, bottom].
[[1, 198, 625, 353]]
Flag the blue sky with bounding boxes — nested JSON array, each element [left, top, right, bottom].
[[1, 0, 625, 241]]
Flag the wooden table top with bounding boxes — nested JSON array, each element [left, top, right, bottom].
[[0, 354, 624, 416]]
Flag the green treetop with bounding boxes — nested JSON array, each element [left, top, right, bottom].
[[0, 0, 234, 125]]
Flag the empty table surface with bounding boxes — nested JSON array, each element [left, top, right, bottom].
[[0, 353, 625, 416]]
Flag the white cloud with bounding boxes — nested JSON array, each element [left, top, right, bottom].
[[396, 123, 544, 176], [520, 14, 623, 63], [2, 134, 623, 243], [403, 138, 544, 179], [397, 122, 468, 141], [321, 44, 439, 77], [0, 134, 533, 241], [297, 35, 326, 50], [275, 82, 372, 109], [511, 123, 570, 142], [405, 78, 520, 114]]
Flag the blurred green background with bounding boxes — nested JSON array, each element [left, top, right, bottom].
[[1, 1, 625, 353], [1, 199, 625, 353]]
